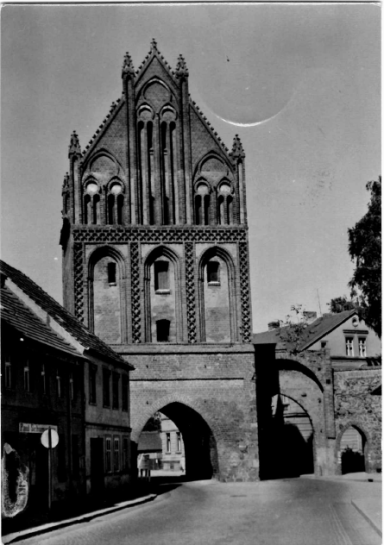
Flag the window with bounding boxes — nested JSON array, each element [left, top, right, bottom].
[[4, 353, 12, 389], [89, 364, 97, 404], [103, 369, 110, 407], [154, 261, 169, 291], [113, 437, 120, 472], [69, 371, 75, 401], [72, 435, 79, 477], [358, 337, 367, 357], [177, 432, 182, 453], [156, 319, 170, 342], [56, 367, 62, 397], [40, 363, 46, 394], [108, 262, 116, 285], [105, 437, 112, 472], [123, 437, 129, 471], [24, 360, 30, 392], [207, 262, 220, 284], [166, 433, 171, 453], [345, 337, 354, 357], [122, 374, 128, 412], [112, 372, 119, 409]]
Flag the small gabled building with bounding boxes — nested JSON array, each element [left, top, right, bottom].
[[1, 259, 134, 517], [253, 310, 381, 479]]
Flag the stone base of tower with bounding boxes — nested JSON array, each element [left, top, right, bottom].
[[115, 344, 259, 482]]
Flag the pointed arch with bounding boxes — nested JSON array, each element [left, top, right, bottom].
[[87, 246, 127, 343], [143, 246, 184, 342], [198, 246, 239, 342]]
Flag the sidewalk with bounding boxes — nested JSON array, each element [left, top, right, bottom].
[[301, 472, 382, 537], [2, 486, 157, 544]]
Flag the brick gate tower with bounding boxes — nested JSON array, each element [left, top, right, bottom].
[[60, 40, 259, 481]]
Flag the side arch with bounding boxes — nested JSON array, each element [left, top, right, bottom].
[[197, 246, 239, 342], [87, 246, 127, 343], [335, 421, 371, 474]]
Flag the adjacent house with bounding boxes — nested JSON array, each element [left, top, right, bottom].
[[1, 259, 134, 520], [253, 310, 381, 479]]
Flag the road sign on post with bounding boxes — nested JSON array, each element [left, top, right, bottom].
[[40, 428, 59, 510]]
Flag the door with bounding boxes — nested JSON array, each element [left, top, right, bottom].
[[90, 438, 104, 495]]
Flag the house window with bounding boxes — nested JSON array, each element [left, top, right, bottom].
[[112, 372, 119, 409], [89, 364, 97, 404], [24, 360, 30, 392], [69, 371, 75, 401], [103, 369, 110, 407], [105, 437, 112, 472], [345, 337, 354, 357], [166, 433, 171, 453], [176, 432, 182, 453], [207, 262, 220, 284], [358, 337, 367, 357], [113, 437, 120, 472], [41, 363, 46, 394], [56, 367, 62, 397], [108, 262, 116, 285], [123, 437, 129, 471], [154, 261, 169, 291], [4, 354, 12, 389], [122, 374, 128, 412], [156, 319, 170, 342]]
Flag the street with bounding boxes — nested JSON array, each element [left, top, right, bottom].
[[12, 478, 381, 545]]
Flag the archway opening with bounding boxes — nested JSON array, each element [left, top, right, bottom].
[[137, 402, 218, 481], [340, 426, 366, 474], [260, 394, 314, 480]]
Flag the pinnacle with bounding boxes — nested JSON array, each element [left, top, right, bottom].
[[150, 38, 158, 51], [175, 54, 189, 78], [122, 51, 135, 78], [231, 134, 245, 159], [68, 131, 81, 158]]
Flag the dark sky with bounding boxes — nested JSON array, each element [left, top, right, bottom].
[[1, 4, 380, 331]]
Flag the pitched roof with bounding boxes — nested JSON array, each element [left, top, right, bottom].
[[0, 260, 130, 367], [137, 431, 162, 453], [252, 310, 357, 352], [1, 286, 79, 358]]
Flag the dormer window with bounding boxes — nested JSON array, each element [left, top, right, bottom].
[[345, 337, 354, 357], [154, 261, 169, 292], [207, 262, 220, 284], [358, 337, 367, 357]]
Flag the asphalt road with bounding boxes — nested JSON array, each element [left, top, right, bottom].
[[14, 478, 381, 545]]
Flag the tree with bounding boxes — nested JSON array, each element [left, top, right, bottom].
[[327, 296, 359, 314], [142, 412, 162, 432], [348, 177, 381, 337]]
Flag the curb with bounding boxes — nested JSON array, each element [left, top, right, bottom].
[[2, 494, 157, 544], [351, 500, 382, 538]]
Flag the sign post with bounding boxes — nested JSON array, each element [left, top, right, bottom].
[[41, 428, 59, 511]]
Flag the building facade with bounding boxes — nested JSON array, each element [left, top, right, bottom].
[[253, 310, 381, 478], [60, 40, 258, 481], [1, 260, 133, 523]]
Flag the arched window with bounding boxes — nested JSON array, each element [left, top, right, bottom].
[[107, 182, 124, 225], [217, 182, 233, 225], [195, 183, 210, 225], [84, 181, 100, 225]]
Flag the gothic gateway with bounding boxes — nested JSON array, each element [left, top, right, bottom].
[[60, 40, 259, 481]]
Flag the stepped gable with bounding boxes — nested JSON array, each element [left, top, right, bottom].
[[0, 260, 131, 367], [1, 286, 79, 358]]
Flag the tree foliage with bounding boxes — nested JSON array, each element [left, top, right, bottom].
[[348, 178, 381, 337], [142, 412, 162, 432], [327, 296, 358, 314]]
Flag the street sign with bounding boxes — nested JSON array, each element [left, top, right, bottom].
[[41, 429, 59, 449], [19, 423, 58, 434]]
